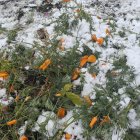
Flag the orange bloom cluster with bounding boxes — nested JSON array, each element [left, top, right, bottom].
[[80, 55, 96, 67], [89, 115, 111, 128], [91, 34, 104, 45], [71, 55, 97, 81]]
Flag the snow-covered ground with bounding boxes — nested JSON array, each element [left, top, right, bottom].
[[0, 0, 140, 139]]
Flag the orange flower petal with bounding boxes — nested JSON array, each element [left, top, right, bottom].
[[7, 119, 17, 126], [65, 133, 72, 140], [97, 38, 104, 45], [57, 107, 66, 119], [87, 55, 97, 63], [15, 95, 20, 102], [91, 34, 97, 42], [83, 96, 92, 106], [9, 85, 14, 92], [106, 28, 111, 35], [100, 116, 111, 125], [60, 38, 65, 43], [97, 16, 101, 19], [111, 71, 119, 76], [0, 71, 9, 79], [25, 96, 31, 102], [55, 92, 62, 97], [63, 0, 71, 2], [89, 116, 98, 128], [20, 135, 28, 140], [59, 45, 65, 51], [71, 68, 80, 80], [91, 73, 96, 79], [75, 9, 80, 13], [39, 59, 51, 71], [79, 55, 88, 67]]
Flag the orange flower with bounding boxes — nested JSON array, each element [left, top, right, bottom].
[[79, 55, 88, 67], [111, 71, 119, 76], [91, 73, 96, 79], [25, 96, 31, 102], [71, 68, 80, 80], [20, 135, 28, 140], [97, 16, 101, 19], [87, 55, 97, 63], [9, 85, 14, 92], [1, 106, 9, 112], [60, 38, 65, 43], [91, 34, 97, 42], [65, 133, 72, 140], [15, 95, 20, 102], [89, 116, 98, 128], [63, 0, 71, 2], [75, 9, 80, 13], [57, 107, 66, 119], [106, 28, 111, 35], [97, 38, 104, 45], [58, 38, 65, 51], [0, 71, 9, 79], [59, 45, 65, 51], [7, 119, 17, 126], [100, 116, 111, 125], [39, 59, 51, 71], [55, 92, 62, 97], [83, 96, 92, 106]]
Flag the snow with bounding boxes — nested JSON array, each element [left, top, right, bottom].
[[35, 0, 42, 6], [33, 111, 57, 136], [0, 88, 14, 106], [112, 127, 125, 140], [0, 88, 6, 98], [45, 120, 55, 137], [0, 38, 7, 48], [59, 111, 84, 140], [18, 121, 28, 136], [120, 96, 131, 109], [125, 46, 140, 85], [128, 109, 140, 129]]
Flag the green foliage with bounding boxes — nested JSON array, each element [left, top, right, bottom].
[[0, 26, 6, 34], [7, 29, 18, 43], [66, 92, 83, 106], [54, 13, 70, 35]]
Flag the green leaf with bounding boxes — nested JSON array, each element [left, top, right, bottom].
[[63, 84, 73, 92], [66, 92, 83, 106]]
